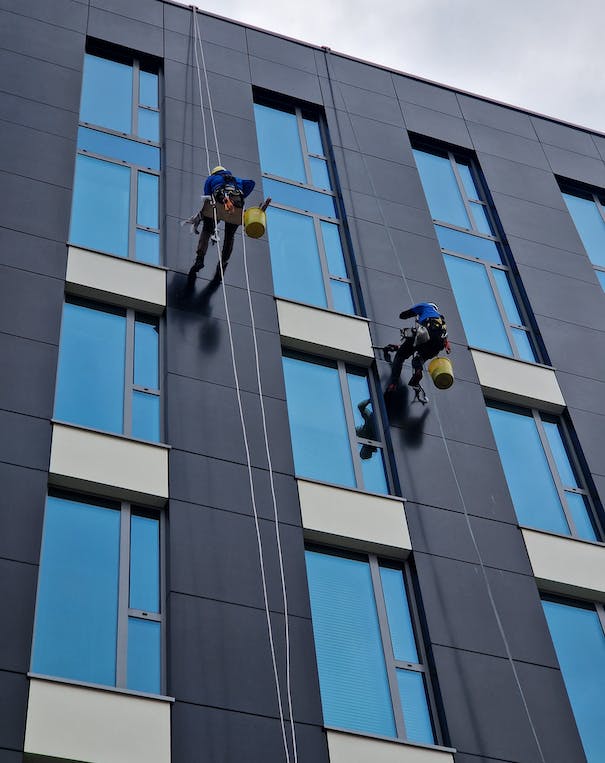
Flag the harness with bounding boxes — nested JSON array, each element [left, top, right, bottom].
[[214, 173, 244, 208]]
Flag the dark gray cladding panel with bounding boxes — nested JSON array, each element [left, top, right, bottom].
[[0, 411, 51, 471], [401, 102, 473, 150], [543, 143, 605, 188], [531, 116, 600, 157], [0, 10, 85, 70], [476, 152, 567, 210], [0, 92, 79, 141], [334, 83, 404, 127], [163, 48, 251, 96], [87, 7, 164, 58], [0, 266, 63, 345], [393, 74, 462, 117], [467, 121, 550, 171], [347, 113, 416, 166], [169, 500, 310, 617], [567, 407, 605, 479], [0, 121, 76, 190], [0, 463, 45, 565], [164, 73, 254, 122], [325, 54, 396, 97], [164, 5, 247, 52], [0, 670, 28, 752], [556, 371, 605, 417], [0, 0, 88, 32], [507, 235, 596, 284], [0, 229, 67, 281], [168, 451, 301, 525], [0, 558, 37, 673], [246, 29, 318, 75], [0, 333, 58, 419], [90, 0, 164, 27], [250, 56, 322, 105], [537, 315, 605, 380], [458, 95, 536, 139], [0, 50, 82, 113], [171, 703, 329, 763], [168, 593, 323, 724], [0, 749, 23, 762], [0, 173, 72, 242]]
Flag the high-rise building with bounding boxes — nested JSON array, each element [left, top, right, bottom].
[[1, 2, 604, 762]]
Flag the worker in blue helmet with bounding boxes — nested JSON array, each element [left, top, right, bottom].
[[188, 166, 255, 281], [385, 302, 450, 392]]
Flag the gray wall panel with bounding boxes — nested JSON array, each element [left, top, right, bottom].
[[394, 74, 462, 117], [531, 116, 600, 157], [458, 95, 536, 139], [87, 7, 164, 57], [0, 50, 81, 112], [477, 152, 567, 210], [467, 121, 549, 170], [91, 0, 163, 27], [0, 266, 63, 345], [0, 0, 87, 31], [246, 29, 318, 74], [164, 5, 247, 51], [543, 143, 605, 187], [250, 56, 322, 104], [0, 559, 37, 673], [0, 10, 85, 70], [402, 102, 473, 149], [0, 671, 27, 753], [0, 333, 57, 419], [0, 411, 51, 471], [0, 172, 72, 242], [0, 121, 76, 190], [0, 463, 45, 566]]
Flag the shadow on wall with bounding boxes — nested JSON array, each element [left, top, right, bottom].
[[384, 383, 430, 449]]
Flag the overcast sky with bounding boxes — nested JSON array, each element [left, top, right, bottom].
[[178, 0, 605, 133]]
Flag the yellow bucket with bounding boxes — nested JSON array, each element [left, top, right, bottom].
[[244, 207, 266, 239], [428, 357, 454, 390]]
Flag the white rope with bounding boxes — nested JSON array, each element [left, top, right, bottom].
[[191, 8, 294, 762], [323, 48, 547, 763]]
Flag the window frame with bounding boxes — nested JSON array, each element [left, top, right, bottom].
[[72, 51, 161, 263], [306, 546, 441, 745], [488, 402, 601, 541], [414, 143, 538, 362], [283, 351, 393, 495], [31, 492, 167, 697], [255, 98, 357, 314], [560, 183, 605, 287], [55, 298, 163, 443]]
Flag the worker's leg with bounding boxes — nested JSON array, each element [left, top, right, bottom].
[[193, 217, 216, 270], [387, 338, 415, 387], [220, 223, 239, 268], [410, 337, 445, 386]]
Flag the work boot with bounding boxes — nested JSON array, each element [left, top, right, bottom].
[[408, 369, 423, 388], [193, 253, 205, 271]]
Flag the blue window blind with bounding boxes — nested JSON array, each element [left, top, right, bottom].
[[542, 599, 605, 763], [488, 407, 597, 540]]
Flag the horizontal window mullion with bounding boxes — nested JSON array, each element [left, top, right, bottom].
[[308, 152, 327, 160], [393, 660, 425, 672], [262, 172, 336, 197], [440, 248, 508, 269], [128, 609, 162, 621], [138, 105, 159, 114], [329, 274, 352, 284], [356, 437, 383, 447], [77, 148, 159, 174], [132, 385, 160, 395], [135, 224, 160, 234], [269, 200, 338, 222], [79, 120, 159, 148], [433, 219, 500, 243]]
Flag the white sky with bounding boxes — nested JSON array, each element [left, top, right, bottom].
[[177, 0, 605, 133]]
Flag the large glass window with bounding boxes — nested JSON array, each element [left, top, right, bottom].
[[70, 52, 161, 264], [542, 597, 605, 763], [413, 147, 537, 361], [54, 300, 161, 442], [487, 405, 599, 541], [254, 101, 355, 314], [306, 549, 437, 744], [282, 354, 389, 494], [561, 188, 605, 290], [32, 494, 163, 695]]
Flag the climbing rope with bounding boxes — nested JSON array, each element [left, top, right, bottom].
[[322, 48, 547, 763], [191, 9, 298, 763]]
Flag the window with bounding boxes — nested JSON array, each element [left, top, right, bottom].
[[413, 146, 537, 362], [70, 51, 161, 264], [487, 405, 599, 541], [32, 494, 163, 695], [282, 354, 389, 494], [254, 100, 355, 314], [54, 300, 161, 442], [561, 187, 605, 290], [306, 549, 437, 744], [542, 597, 605, 763]]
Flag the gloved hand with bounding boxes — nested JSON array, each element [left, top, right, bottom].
[[386, 343, 399, 351], [444, 339, 451, 354]]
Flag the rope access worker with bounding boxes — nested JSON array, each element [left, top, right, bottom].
[[187, 166, 255, 281], [385, 302, 450, 392]]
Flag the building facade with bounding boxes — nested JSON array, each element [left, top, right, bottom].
[[1, 1, 605, 762]]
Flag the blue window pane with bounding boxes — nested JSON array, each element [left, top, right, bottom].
[[70, 154, 130, 257], [471, 202, 493, 235], [138, 109, 160, 142], [436, 225, 502, 264], [127, 618, 160, 694], [55, 302, 126, 434], [134, 319, 159, 389], [488, 407, 570, 534], [596, 270, 605, 290], [565, 492, 597, 542], [444, 255, 512, 355], [542, 600, 605, 763], [139, 70, 158, 108], [511, 328, 536, 362], [306, 551, 396, 737], [32, 496, 120, 685], [360, 446, 388, 494], [267, 207, 326, 307], [130, 514, 160, 612], [347, 372, 372, 429], [283, 356, 355, 488], [77, 127, 160, 170], [563, 193, 605, 268], [492, 268, 522, 324], [396, 670, 434, 745], [137, 173, 159, 229], [136, 229, 160, 265], [331, 279, 355, 315], [80, 54, 132, 134], [254, 103, 306, 183], [303, 118, 324, 155], [263, 178, 336, 217], [413, 149, 470, 228], [379, 567, 418, 662], [321, 221, 347, 277], [542, 421, 577, 487], [132, 391, 160, 442], [310, 157, 331, 190], [457, 162, 479, 199]]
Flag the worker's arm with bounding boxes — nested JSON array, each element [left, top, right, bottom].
[[399, 306, 419, 320], [203, 175, 214, 196], [239, 178, 256, 197]]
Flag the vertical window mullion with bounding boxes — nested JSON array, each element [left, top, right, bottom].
[[449, 153, 475, 232], [296, 107, 314, 186], [123, 310, 135, 436], [132, 59, 140, 137], [128, 167, 137, 260], [596, 603, 605, 636], [485, 264, 519, 357], [337, 362, 364, 489], [533, 412, 579, 537], [116, 502, 131, 688], [369, 556, 407, 739], [313, 215, 334, 309]]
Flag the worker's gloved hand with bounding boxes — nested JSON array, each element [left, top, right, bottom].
[[386, 344, 399, 351], [444, 339, 452, 354], [224, 197, 235, 213]]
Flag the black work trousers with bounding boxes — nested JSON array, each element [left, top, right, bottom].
[[388, 331, 444, 386], [196, 216, 238, 268]]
